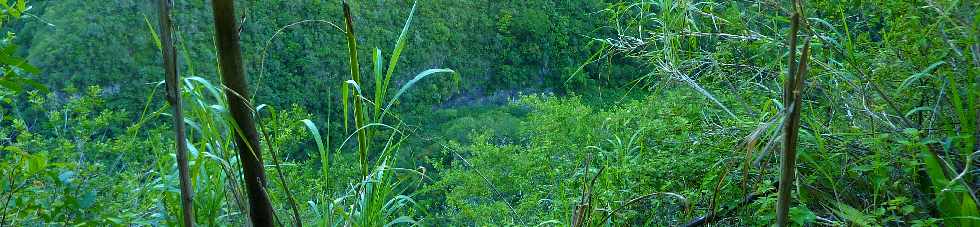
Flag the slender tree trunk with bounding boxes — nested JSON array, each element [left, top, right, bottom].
[[776, 1, 809, 225], [158, 0, 194, 226], [210, 0, 275, 225]]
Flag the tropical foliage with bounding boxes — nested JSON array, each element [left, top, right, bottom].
[[0, 0, 977, 226]]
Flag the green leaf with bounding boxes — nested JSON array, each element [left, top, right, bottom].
[[6, 0, 19, 17], [18, 77, 47, 93], [382, 1, 417, 99], [0, 49, 40, 74], [945, 74, 972, 155], [385, 216, 415, 227], [834, 203, 871, 226], [904, 106, 934, 118], [27, 153, 48, 175], [373, 48, 383, 119], [79, 191, 96, 209], [143, 15, 162, 51], [381, 68, 456, 118], [342, 82, 350, 133], [59, 171, 76, 184], [959, 194, 980, 226], [790, 206, 817, 225], [898, 61, 945, 92], [301, 119, 331, 190], [0, 78, 23, 92]]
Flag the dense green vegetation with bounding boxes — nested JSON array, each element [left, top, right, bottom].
[[18, 0, 611, 113], [1, 0, 977, 226]]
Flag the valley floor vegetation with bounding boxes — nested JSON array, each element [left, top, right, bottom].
[[0, 0, 978, 226]]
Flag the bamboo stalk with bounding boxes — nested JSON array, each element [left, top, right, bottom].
[[210, 0, 275, 225], [157, 0, 194, 226], [776, 1, 810, 225]]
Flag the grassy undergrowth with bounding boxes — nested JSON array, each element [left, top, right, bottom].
[[0, 0, 977, 226]]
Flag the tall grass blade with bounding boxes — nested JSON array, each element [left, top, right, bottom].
[[342, 82, 350, 134], [302, 119, 330, 192], [380, 69, 455, 119], [373, 48, 384, 120], [382, 1, 417, 100], [898, 61, 946, 92], [343, 0, 371, 179]]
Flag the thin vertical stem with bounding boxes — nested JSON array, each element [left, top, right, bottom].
[[258, 115, 303, 227], [776, 1, 809, 225], [157, 0, 194, 226]]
